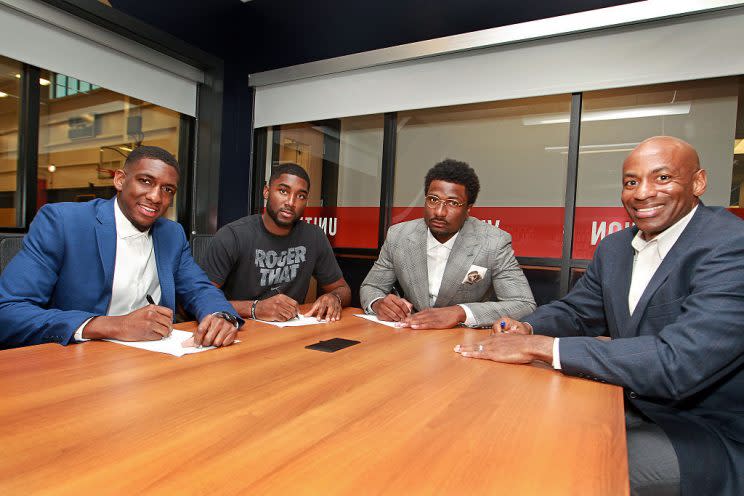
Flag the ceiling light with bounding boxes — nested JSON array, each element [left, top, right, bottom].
[[0, 91, 7, 98], [11, 74, 53, 86], [545, 142, 641, 155], [523, 102, 692, 125]]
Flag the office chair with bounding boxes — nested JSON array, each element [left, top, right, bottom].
[[190, 234, 214, 272], [0, 235, 24, 273]]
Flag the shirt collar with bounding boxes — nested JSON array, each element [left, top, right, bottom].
[[427, 228, 459, 252], [114, 197, 150, 239], [631, 204, 698, 258]]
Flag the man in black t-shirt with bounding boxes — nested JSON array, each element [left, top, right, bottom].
[[204, 163, 351, 322]]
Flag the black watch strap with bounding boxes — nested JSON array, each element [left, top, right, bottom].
[[211, 311, 239, 328]]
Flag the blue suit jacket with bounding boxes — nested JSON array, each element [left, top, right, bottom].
[[0, 198, 240, 348], [527, 205, 744, 496]]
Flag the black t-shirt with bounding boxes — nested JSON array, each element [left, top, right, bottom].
[[204, 214, 343, 302]]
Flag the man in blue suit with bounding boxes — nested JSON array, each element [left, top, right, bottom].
[[0, 146, 241, 349], [456, 137, 744, 496]]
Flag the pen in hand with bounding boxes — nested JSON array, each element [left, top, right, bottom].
[[146, 294, 171, 341], [267, 286, 299, 320], [391, 286, 413, 317]]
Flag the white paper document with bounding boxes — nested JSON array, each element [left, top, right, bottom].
[[104, 329, 216, 357], [354, 313, 403, 328], [255, 313, 327, 328]]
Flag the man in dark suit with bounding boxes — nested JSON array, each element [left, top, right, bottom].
[[456, 136, 744, 496], [0, 146, 241, 349]]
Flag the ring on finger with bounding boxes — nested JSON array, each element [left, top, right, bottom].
[[478, 344, 484, 352]]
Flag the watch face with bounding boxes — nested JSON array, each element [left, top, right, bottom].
[[215, 312, 238, 327]]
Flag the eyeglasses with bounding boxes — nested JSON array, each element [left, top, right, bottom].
[[425, 195, 465, 209]]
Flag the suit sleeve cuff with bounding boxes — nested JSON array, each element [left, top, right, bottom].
[[457, 304, 477, 327], [552, 337, 562, 370], [74, 318, 94, 342], [366, 297, 384, 315]]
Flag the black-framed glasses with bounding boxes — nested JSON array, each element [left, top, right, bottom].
[[425, 195, 465, 209]]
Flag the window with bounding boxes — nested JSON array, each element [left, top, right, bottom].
[[50, 73, 100, 99], [574, 78, 741, 259], [252, 77, 744, 303], [393, 95, 572, 259], [0, 56, 21, 227], [266, 115, 384, 249], [38, 69, 185, 220]]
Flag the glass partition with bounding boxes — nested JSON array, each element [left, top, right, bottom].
[[37, 69, 184, 220], [253, 76, 744, 302], [573, 77, 741, 259], [267, 115, 384, 249], [393, 95, 572, 259], [0, 56, 21, 226]]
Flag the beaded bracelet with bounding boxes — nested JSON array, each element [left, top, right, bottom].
[[251, 299, 259, 320]]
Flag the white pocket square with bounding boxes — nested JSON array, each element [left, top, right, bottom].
[[462, 265, 487, 284]]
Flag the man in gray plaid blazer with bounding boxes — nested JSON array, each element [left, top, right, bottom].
[[360, 159, 536, 329]]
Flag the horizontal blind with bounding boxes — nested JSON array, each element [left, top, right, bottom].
[[0, 0, 201, 116]]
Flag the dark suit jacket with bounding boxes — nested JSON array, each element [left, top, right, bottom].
[[0, 198, 240, 348], [526, 205, 744, 496]]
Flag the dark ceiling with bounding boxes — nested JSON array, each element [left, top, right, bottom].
[[110, 0, 640, 74]]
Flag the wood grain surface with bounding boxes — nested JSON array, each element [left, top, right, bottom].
[[0, 308, 628, 495]]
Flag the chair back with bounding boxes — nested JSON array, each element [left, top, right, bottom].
[[0, 235, 24, 273], [190, 234, 214, 272]]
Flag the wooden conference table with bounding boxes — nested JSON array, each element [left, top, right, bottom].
[[0, 308, 628, 495]]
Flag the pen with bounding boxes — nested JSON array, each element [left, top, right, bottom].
[[146, 294, 171, 341], [391, 286, 413, 316], [490, 320, 506, 335], [266, 286, 299, 319]]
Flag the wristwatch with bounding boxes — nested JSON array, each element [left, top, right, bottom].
[[211, 311, 240, 328]]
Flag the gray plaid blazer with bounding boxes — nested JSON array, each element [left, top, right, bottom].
[[360, 217, 536, 326]]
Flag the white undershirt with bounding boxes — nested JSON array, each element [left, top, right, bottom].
[[550, 205, 698, 369], [74, 198, 161, 341], [425, 229, 476, 326]]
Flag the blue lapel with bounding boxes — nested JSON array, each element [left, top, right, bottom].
[[94, 198, 117, 297], [151, 219, 175, 311], [626, 205, 707, 334]]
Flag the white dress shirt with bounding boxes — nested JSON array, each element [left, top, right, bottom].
[[74, 198, 161, 341], [425, 229, 477, 326], [550, 205, 698, 370]]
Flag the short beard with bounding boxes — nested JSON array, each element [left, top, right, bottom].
[[266, 201, 297, 227]]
